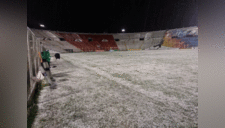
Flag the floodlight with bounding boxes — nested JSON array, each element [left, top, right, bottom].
[[40, 24, 45, 27]]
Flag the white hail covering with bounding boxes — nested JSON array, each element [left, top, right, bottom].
[[33, 49, 198, 128]]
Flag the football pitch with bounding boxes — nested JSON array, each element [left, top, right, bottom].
[[33, 49, 198, 128]]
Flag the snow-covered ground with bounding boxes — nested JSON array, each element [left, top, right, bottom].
[[33, 49, 198, 128]]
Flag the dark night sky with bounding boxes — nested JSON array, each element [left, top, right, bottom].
[[27, 0, 198, 33]]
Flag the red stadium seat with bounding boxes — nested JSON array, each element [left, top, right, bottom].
[[56, 33, 119, 52]]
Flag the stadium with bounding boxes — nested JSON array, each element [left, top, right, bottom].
[[27, 0, 198, 128], [27, 26, 198, 127]]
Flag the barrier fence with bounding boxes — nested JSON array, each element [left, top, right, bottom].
[[27, 27, 43, 104]]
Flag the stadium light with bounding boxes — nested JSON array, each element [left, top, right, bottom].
[[40, 24, 45, 28], [122, 29, 125, 32]]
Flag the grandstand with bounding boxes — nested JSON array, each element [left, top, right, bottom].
[[31, 29, 170, 53], [30, 29, 82, 53], [30, 26, 198, 54]]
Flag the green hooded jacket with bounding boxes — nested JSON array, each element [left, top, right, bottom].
[[41, 51, 51, 62]]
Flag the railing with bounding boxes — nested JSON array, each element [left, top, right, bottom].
[[27, 27, 43, 103]]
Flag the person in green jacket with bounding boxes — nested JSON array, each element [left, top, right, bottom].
[[41, 50, 51, 70]]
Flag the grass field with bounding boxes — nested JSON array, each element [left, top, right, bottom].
[[32, 49, 198, 128]]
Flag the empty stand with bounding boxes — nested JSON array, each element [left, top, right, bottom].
[[78, 34, 119, 52], [31, 27, 197, 52]]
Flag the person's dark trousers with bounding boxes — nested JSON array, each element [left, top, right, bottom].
[[41, 59, 50, 71], [41, 59, 55, 81]]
